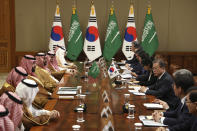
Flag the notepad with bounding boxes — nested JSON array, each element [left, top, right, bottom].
[[143, 103, 163, 109], [128, 86, 141, 90], [58, 87, 78, 91], [121, 74, 133, 79], [59, 96, 74, 99], [139, 116, 167, 127], [57, 90, 77, 95], [133, 92, 145, 96], [122, 69, 131, 75], [128, 90, 139, 93]]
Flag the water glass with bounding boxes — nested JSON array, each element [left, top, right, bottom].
[[124, 94, 130, 104], [134, 123, 142, 131], [117, 75, 121, 81], [77, 86, 82, 96], [84, 67, 89, 82], [127, 104, 135, 119], [72, 125, 80, 130], [79, 94, 86, 107], [77, 108, 85, 122]]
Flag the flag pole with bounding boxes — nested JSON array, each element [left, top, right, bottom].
[[110, 0, 114, 15], [56, 0, 60, 5], [130, 0, 134, 5], [147, 0, 151, 14], [56, 0, 60, 15], [91, 0, 94, 5], [129, 0, 134, 14], [72, 0, 76, 14]]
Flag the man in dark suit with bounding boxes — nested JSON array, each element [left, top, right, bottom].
[[153, 69, 194, 128], [156, 91, 197, 131], [140, 59, 178, 108], [136, 58, 157, 86]]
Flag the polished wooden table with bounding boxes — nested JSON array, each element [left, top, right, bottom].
[[30, 67, 159, 131]]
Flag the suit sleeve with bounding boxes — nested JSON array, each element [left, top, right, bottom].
[[163, 117, 179, 126], [146, 79, 172, 98], [163, 110, 178, 118], [168, 117, 192, 131]]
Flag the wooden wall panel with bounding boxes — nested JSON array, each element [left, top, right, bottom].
[[169, 56, 183, 67], [156, 52, 197, 75], [0, 0, 15, 72], [183, 56, 194, 72], [0, 51, 8, 67]]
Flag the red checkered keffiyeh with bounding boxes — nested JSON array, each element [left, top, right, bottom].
[[0, 105, 14, 131], [0, 92, 23, 129]]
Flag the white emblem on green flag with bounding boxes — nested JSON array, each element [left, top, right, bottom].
[[103, 7, 122, 61], [88, 61, 100, 78], [67, 7, 83, 61], [141, 6, 159, 56]]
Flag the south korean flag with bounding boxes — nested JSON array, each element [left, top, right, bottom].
[[83, 4, 102, 62], [122, 4, 137, 60], [49, 5, 65, 51], [108, 62, 119, 79]]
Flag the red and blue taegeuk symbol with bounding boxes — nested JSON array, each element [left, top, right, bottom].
[[124, 26, 137, 42], [51, 26, 63, 41], [86, 26, 99, 42], [109, 67, 115, 73]]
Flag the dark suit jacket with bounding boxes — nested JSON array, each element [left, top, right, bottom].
[[169, 114, 197, 131], [126, 55, 144, 75], [137, 70, 157, 86], [163, 101, 190, 126], [146, 72, 178, 108]]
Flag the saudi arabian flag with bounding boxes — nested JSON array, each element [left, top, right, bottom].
[[103, 8, 122, 61], [88, 61, 100, 78], [67, 8, 83, 61], [141, 6, 159, 56]]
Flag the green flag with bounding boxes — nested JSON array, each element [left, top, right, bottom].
[[88, 62, 100, 78], [67, 8, 83, 61], [141, 6, 159, 57], [103, 8, 122, 61]]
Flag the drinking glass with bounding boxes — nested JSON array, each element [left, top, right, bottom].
[[77, 108, 85, 122], [134, 123, 142, 131], [127, 104, 135, 119]]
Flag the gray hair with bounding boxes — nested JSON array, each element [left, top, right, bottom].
[[173, 69, 194, 93]]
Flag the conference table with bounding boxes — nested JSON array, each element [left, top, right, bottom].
[[30, 64, 161, 131]]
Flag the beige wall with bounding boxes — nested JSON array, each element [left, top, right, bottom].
[[15, 0, 197, 52]]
